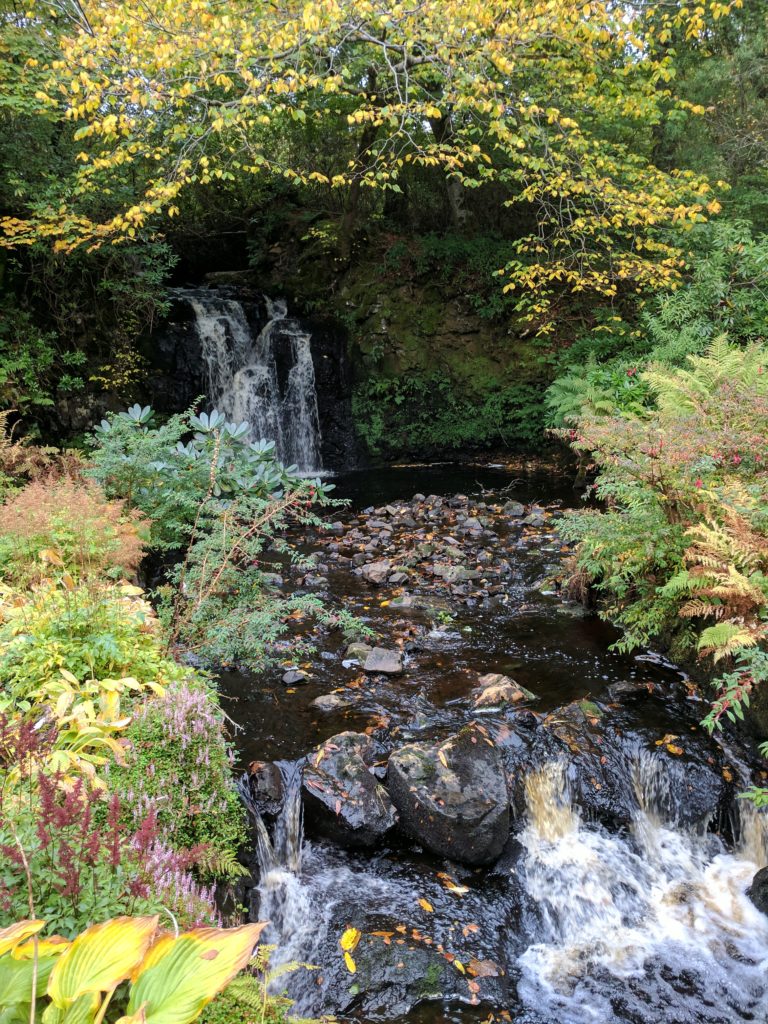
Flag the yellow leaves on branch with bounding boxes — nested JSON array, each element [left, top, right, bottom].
[[1, 0, 742, 311]]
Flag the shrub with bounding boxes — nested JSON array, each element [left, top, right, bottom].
[[0, 477, 146, 585], [560, 338, 768, 732], [107, 679, 247, 871], [0, 580, 182, 705]]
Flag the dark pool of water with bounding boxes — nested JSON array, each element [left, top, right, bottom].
[[220, 461, 680, 767]]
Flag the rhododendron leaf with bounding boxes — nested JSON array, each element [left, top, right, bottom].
[[127, 923, 267, 1024], [48, 917, 159, 1008], [0, 921, 46, 958]]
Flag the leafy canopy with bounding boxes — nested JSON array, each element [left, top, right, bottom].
[[0, 0, 741, 323]]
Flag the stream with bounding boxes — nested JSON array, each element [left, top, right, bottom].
[[219, 461, 768, 1024]]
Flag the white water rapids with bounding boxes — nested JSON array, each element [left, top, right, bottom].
[[248, 754, 768, 1023]]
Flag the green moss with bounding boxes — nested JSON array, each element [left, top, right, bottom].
[[418, 961, 443, 998]]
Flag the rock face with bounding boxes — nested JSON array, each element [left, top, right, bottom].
[[302, 732, 397, 848], [364, 646, 404, 675], [387, 723, 510, 865]]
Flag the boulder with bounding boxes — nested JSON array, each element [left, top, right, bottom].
[[364, 647, 404, 675], [302, 732, 397, 847], [361, 560, 391, 585], [387, 723, 510, 865]]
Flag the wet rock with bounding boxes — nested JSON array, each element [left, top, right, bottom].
[[523, 512, 547, 527], [542, 697, 728, 830], [247, 761, 284, 817], [389, 594, 451, 616], [473, 673, 537, 709], [361, 559, 391, 585], [282, 669, 308, 685], [387, 722, 510, 865], [338, 935, 475, 1017], [749, 867, 768, 915], [345, 641, 373, 661], [311, 693, 352, 712], [364, 647, 404, 675], [388, 571, 409, 585], [503, 500, 525, 517], [302, 732, 397, 848]]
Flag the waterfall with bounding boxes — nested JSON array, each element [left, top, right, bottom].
[[177, 290, 323, 473], [518, 759, 768, 1023], [241, 763, 314, 954]]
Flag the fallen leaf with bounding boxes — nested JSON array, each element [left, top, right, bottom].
[[666, 744, 684, 756], [438, 751, 448, 768], [418, 898, 433, 913], [340, 927, 361, 952], [344, 952, 357, 974]]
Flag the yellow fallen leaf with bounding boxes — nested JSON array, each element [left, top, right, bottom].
[[454, 960, 466, 974], [666, 744, 684, 756], [340, 927, 361, 952], [344, 952, 357, 974], [446, 882, 469, 896], [438, 751, 448, 768], [418, 899, 433, 913]]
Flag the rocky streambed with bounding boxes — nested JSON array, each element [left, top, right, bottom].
[[220, 463, 768, 1024]]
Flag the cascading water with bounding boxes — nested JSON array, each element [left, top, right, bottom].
[[518, 756, 768, 1023], [177, 290, 323, 472]]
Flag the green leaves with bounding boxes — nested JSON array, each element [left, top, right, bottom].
[[48, 916, 160, 1008], [127, 924, 267, 1024]]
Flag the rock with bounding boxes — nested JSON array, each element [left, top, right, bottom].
[[473, 673, 537, 708], [282, 669, 308, 685], [503, 500, 525, 517], [361, 559, 392, 585], [387, 723, 510, 865], [302, 732, 397, 848], [388, 571, 409, 584], [311, 693, 352, 712], [364, 647, 404, 675], [542, 696, 728, 830], [390, 594, 452, 616], [749, 867, 768, 916], [523, 513, 546, 527], [345, 641, 373, 661], [247, 761, 284, 817]]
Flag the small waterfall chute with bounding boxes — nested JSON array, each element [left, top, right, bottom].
[[176, 290, 323, 473], [517, 758, 768, 1022]]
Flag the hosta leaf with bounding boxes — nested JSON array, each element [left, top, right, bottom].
[[48, 917, 159, 1008], [42, 992, 99, 1024], [12, 936, 70, 960], [127, 923, 267, 1024], [0, 921, 46, 958], [0, 954, 59, 1005]]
